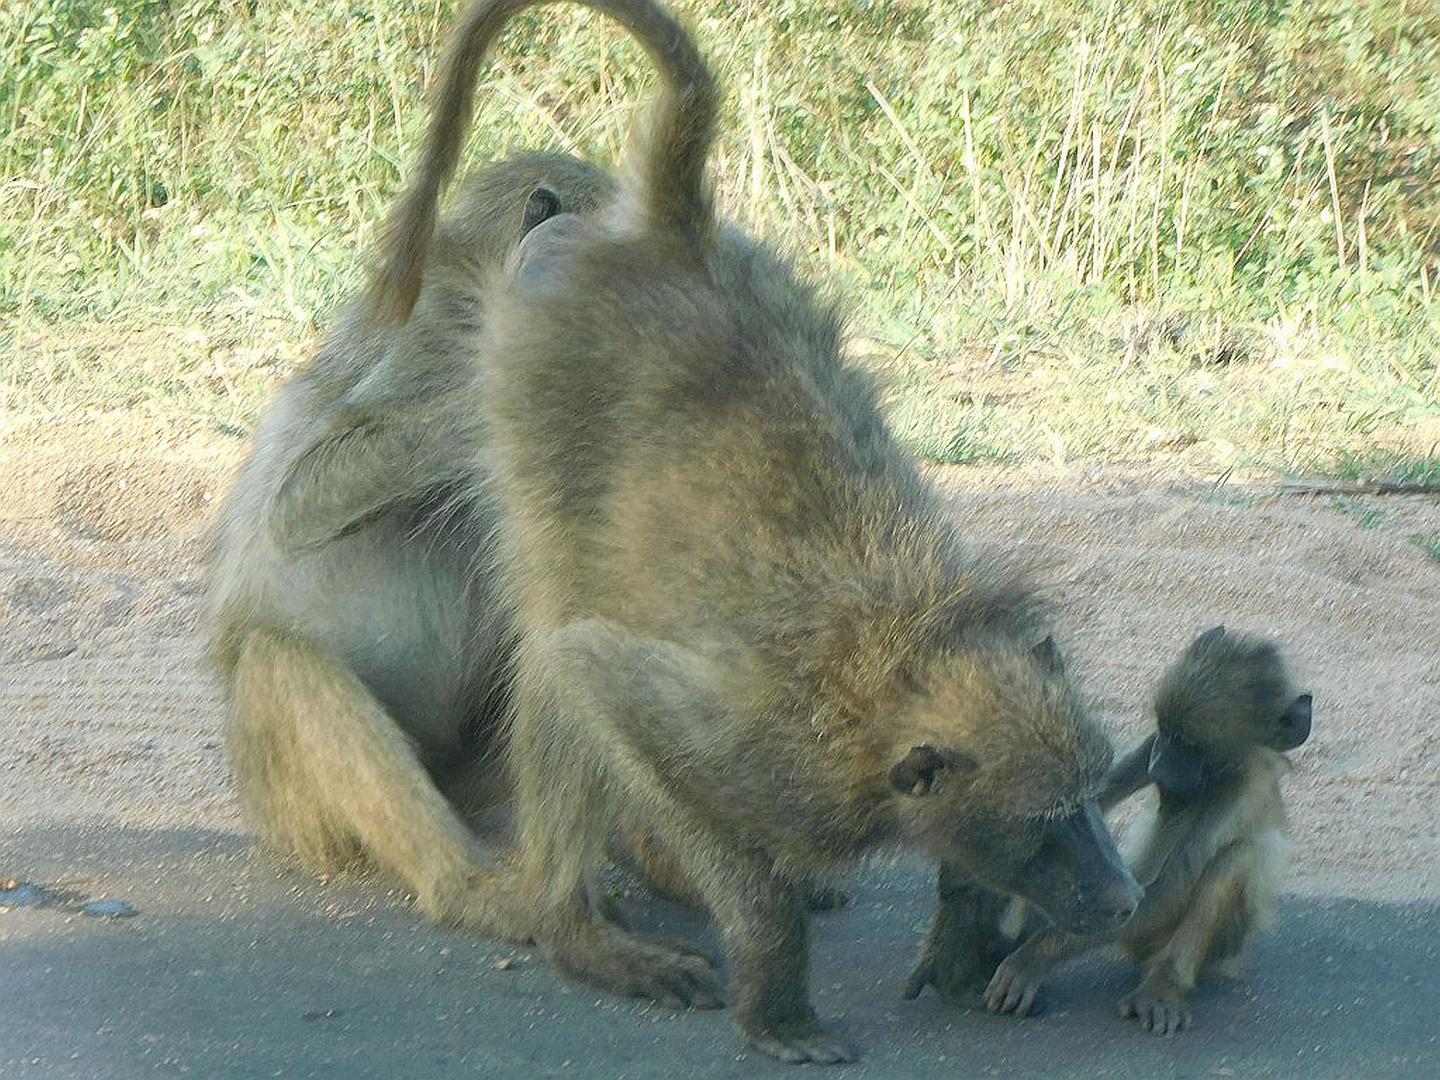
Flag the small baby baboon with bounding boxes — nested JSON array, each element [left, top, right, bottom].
[[981, 626, 1312, 1034], [375, 0, 1142, 1064], [209, 150, 613, 936]]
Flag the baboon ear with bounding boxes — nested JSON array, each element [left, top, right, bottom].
[[512, 212, 592, 285], [520, 185, 563, 237], [1270, 693, 1312, 751], [1194, 625, 1226, 647], [1031, 634, 1065, 675], [889, 744, 975, 797]]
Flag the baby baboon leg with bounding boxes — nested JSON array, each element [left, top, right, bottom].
[[231, 628, 529, 940], [904, 865, 1015, 1001], [1118, 840, 1263, 1035], [984, 925, 1097, 1017], [270, 407, 458, 555]]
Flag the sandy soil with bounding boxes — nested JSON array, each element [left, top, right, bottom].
[[2, 411, 1437, 902]]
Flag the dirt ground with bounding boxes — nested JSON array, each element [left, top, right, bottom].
[[1, 409, 1438, 904]]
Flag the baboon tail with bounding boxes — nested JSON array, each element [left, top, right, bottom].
[[368, 0, 716, 324]]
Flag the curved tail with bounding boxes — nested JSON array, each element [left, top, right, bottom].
[[367, 0, 717, 324]]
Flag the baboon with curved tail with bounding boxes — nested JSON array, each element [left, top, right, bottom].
[[351, 0, 1142, 1063]]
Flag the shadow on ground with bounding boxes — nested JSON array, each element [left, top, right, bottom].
[[3, 824, 1436, 1079]]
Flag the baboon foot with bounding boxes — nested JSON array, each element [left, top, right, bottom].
[[423, 869, 535, 944], [740, 1014, 858, 1065], [1118, 981, 1191, 1035], [547, 922, 723, 1010]]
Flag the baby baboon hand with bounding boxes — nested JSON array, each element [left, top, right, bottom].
[[984, 952, 1047, 1016], [740, 1015, 858, 1066], [1117, 983, 1191, 1035]]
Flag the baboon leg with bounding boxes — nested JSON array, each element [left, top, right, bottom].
[[904, 865, 1016, 1002], [230, 628, 529, 940], [508, 635, 722, 1009], [534, 619, 855, 1064], [1118, 840, 1264, 1035], [984, 925, 1098, 1017]]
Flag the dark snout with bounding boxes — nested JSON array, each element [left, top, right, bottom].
[[1031, 802, 1143, 936]]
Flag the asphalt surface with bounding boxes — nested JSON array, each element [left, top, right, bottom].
[[3, 824, 1436, 1079]]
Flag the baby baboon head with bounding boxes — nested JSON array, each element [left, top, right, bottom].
[[1148, 625, 1313, 798]]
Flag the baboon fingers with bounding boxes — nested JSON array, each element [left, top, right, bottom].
[[740, 1019, 858, 1066], [543, 920, 723, 1010], [1117, 989, 1191, 1035]]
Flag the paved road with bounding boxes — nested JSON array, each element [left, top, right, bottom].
[[3, 824, 1435, 1079]]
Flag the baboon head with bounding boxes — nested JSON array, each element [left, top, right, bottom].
[[889, 636, 1142, 935], [1148, 625, 1313, 799]]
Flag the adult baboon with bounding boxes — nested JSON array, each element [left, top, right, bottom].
[[209, 151, 614, 937], [369, 0, 1142, 1063], [981, 627, 1312, 1034]]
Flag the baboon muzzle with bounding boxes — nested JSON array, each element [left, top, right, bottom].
[[1029, 802, 1143, 935]]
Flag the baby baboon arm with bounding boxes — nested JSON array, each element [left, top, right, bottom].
[[984, 926, 1098, 1017], [1118, 838, 1265, 1035], [904, 864, 1015, 1002], [1099, 734, 1157, 812]]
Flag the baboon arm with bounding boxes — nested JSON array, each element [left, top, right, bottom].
[[1099, 734, 1157, 812], [270, 410, 466, 553], [544, 619, 737, 772], [541, 619, 854, 1063]]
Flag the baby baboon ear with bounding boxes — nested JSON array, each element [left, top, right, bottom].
[[1031, 634, 1065, 675], [1270, 693, 1312, 751], [889, 744, 975, 797], [1193, 624, 1227, 648], [520, 185, 564, 237]]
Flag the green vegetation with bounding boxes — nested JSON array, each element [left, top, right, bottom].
[[2, 0, 1438, 475], [1410, 532, 1440, 564]]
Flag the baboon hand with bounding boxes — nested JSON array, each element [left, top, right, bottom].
[[1118, 983, 1192, 1035], [739, 1015, 858, 1066], [547, 923, 723, 1011], [984, 951, 1047, 1016]]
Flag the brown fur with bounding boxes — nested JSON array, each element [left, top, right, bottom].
[[981, 626, 1311, 1034], [208, 150, 613, 936], [372, 0, 1143, 1063]]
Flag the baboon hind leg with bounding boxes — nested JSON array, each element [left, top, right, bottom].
[[229, 628, 530, 942]]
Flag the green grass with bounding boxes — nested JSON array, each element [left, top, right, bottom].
[[3, 0, 1438, 473], [1410, 532, 1440, 564]]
